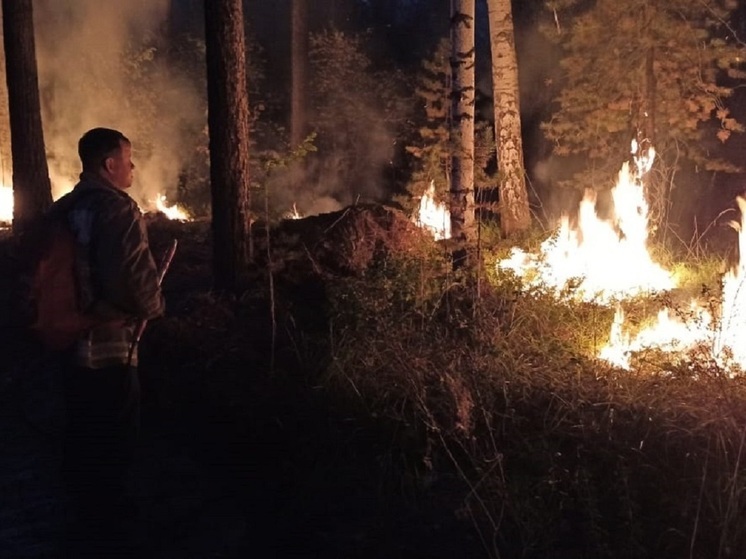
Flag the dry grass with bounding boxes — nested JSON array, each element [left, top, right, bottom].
[[5, 212, 743, 557], [321, 244, 746, 559]]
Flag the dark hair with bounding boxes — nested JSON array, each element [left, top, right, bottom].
[[78, 127, 130, 171]]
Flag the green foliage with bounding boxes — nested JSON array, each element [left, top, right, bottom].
[[541, 0, 745, 192], [158, 26, 297, 219], [309, 29, 414, 199]]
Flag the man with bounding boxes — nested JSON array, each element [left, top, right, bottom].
[[56, 127, 164, 556]]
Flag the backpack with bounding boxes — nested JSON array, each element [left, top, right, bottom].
[[15, 208, 97, 351]]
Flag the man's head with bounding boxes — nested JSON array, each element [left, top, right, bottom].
[[78, 127, 135, 190]]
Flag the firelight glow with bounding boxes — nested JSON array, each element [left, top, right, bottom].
[[491, 142, 744, 371], [714, 196, 746, 367], [154, 194, 190, 221], [0, 184, 12, 223], [1, 186, 191, 224], [495, 143, 718, 369], [409, 146, 716, 371], [286, 203, 302, 220], [500, 147, 674, 303]]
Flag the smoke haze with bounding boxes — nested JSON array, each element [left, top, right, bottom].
[[32, 0, 203, 206]]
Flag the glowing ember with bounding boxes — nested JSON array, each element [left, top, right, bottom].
[[416, 181, 451, 240], [0, 184, 12, 223], [155, 194, 190, 221], [499, 146, 673, 302]]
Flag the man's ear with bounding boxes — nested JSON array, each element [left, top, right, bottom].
[[103, 156, 114, 173]]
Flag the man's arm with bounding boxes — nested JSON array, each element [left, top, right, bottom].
[[93, 194, 165, 321]]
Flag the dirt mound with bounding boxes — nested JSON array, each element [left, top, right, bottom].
[[252, 203, 430, 277]]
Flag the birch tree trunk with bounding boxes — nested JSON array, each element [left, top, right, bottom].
[[204, 0, 252, 291], [450, 0, 476, 266], [487, 0, 530, 236], [2, 0, 52, 234]]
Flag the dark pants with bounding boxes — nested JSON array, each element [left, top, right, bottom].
[[62, 362, 141, 557]]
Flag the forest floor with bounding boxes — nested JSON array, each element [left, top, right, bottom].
[[0, 214, 483, 559]]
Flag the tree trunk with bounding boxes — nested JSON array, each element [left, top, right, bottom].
[[449, 0, 476, 266], [204, 0, 252, 292], [487, 0, 530, 236], [290, 0, 308, 150], [2, 0, 52, 234]]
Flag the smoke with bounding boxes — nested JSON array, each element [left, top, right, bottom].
[[33, 0, 204, 206]]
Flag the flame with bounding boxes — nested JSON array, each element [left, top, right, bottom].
[[1, 185, 191, 224], [285, 203, 302, 220], [714, 196, 746, 366], [0, 184, 12, 224], [499, 148, 674, 303], [154, 194, 190, 221], [416, 181, 451, 240], [599, 305, 713, 369], [497, 141, 741, 370]]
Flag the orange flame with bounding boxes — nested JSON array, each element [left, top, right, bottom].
[[154, 194, 190, 221]]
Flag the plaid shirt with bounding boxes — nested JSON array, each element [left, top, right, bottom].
[[76, 322, 139, 368], [51, 174, 164, 368]]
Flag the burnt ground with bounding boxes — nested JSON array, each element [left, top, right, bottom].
[[0, 211, 483, 559]]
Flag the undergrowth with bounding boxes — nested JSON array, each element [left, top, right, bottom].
[[322, 245, 746, 559]]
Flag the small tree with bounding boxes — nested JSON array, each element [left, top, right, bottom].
[[542, 0, 745, 229]]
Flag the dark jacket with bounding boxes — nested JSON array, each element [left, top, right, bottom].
[[52, 172, 164, 368]]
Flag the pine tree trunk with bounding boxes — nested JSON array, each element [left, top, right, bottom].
[[450, 0, 476, 265], [290, 0, 308, 149], [204, 0, 252, 292], [2, 0, 52, 234], [487, 0, 530, 236], [0, 30, 11, 191]]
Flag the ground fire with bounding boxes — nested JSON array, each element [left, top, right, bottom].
[[416, 142, 746, 372]]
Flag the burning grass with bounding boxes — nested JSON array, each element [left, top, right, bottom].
[[3, 199, 746, 557], [158, 199, 746, 557], [321, 243, 746, 558]]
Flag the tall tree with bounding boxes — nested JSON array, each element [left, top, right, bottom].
[[2, 0, 52, 233], [542, 0, 744, 227], [487, 0, 531, 236], [204, 0, 252, 291], [290, 0, 308, 149], [450, 0, 476, 263]]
